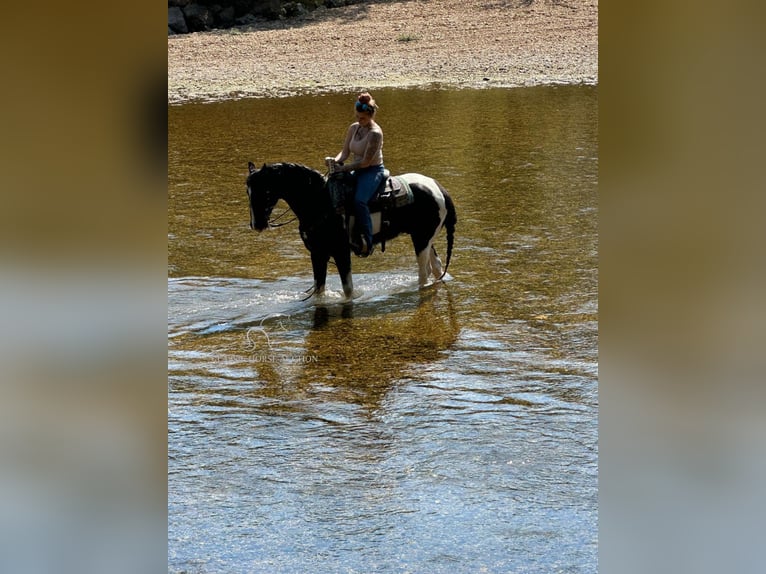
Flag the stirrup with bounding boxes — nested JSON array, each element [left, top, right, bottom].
[[357, 236, 374, 258]]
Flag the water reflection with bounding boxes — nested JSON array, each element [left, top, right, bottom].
[[170, 280, 460, 413], [293, 285, 460, 409]]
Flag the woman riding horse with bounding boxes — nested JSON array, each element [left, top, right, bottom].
[[246, 161, 456, 299]]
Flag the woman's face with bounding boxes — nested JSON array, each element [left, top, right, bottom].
[[355, 112, 373, 126]]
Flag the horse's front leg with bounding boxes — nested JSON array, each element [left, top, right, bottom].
[[310, 250, 328, 296], [334, 246, 354, 299]]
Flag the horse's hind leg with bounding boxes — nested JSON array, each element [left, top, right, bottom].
[[416, 244, 433, 288], [429, 245, 443, 280]]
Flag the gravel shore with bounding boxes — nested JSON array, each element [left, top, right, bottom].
[[168, 0, 597, 103]]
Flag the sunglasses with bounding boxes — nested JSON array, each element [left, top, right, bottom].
[[355, 101, 373, 112]]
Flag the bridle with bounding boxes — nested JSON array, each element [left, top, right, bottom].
[[249, 180, 297, 228]]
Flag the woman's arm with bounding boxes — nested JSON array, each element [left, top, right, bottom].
[[357, 131, 383, 169], [334, 124, 356, 163]]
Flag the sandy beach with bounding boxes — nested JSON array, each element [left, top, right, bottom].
[[168, 0, 597, 102]]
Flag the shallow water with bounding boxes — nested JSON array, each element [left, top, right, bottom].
[[169, 85, 598, 572]]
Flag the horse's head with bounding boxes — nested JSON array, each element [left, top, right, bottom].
[[246, 161, 280, 231]]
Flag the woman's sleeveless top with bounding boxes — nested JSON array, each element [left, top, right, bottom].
[[349, 124, 383, 165]]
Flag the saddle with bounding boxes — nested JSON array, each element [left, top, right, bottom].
[[328, 170, 413, 215], [327, 170, 414, 254], [369, 170, 413, 211]]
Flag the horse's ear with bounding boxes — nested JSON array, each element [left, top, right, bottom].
[[248, 161, 256, 174]]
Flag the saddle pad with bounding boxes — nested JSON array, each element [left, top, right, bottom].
[[384, 176, 413, 208]]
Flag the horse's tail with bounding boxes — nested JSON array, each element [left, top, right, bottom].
[[439, 188, 457, 281]]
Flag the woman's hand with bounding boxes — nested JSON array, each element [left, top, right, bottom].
[[325, 157, 339, 173]]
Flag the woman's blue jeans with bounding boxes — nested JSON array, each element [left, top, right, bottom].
[[353, 164, 386, 249]]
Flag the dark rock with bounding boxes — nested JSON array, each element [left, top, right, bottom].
[[216, 5, 236, 27], [251, 0, 282, 19], [168, 0, 340, 31], [168, 6, 188, 34], [283, 2, 308, 17], [233, 0, 256, 18], [183, 3, 215, 32]]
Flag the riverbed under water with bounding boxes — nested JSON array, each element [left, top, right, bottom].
[[168, 85, 598, 573]]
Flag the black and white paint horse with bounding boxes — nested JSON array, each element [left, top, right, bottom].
[[246, 161, 456, 298]]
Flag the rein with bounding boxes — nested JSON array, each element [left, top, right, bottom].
[[268, 206, 297, 228]]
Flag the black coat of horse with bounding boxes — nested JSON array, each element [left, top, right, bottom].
[[246, 161, 456, 298]]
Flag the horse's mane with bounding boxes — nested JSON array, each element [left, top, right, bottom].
[[261, 162, 326, 192]]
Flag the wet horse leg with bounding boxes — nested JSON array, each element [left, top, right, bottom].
[[340, 269, 354, 299], [337, 259, 354, 299], [335, 258, 354, 299], [429, 245, 444, 279], [310, 250, 328, 295], [416, 243, 433, 287], [333, 238, 354, 299]]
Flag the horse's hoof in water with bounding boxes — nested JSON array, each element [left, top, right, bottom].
[[301, 284, 326, 301], [343, 289, 362, 301]]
